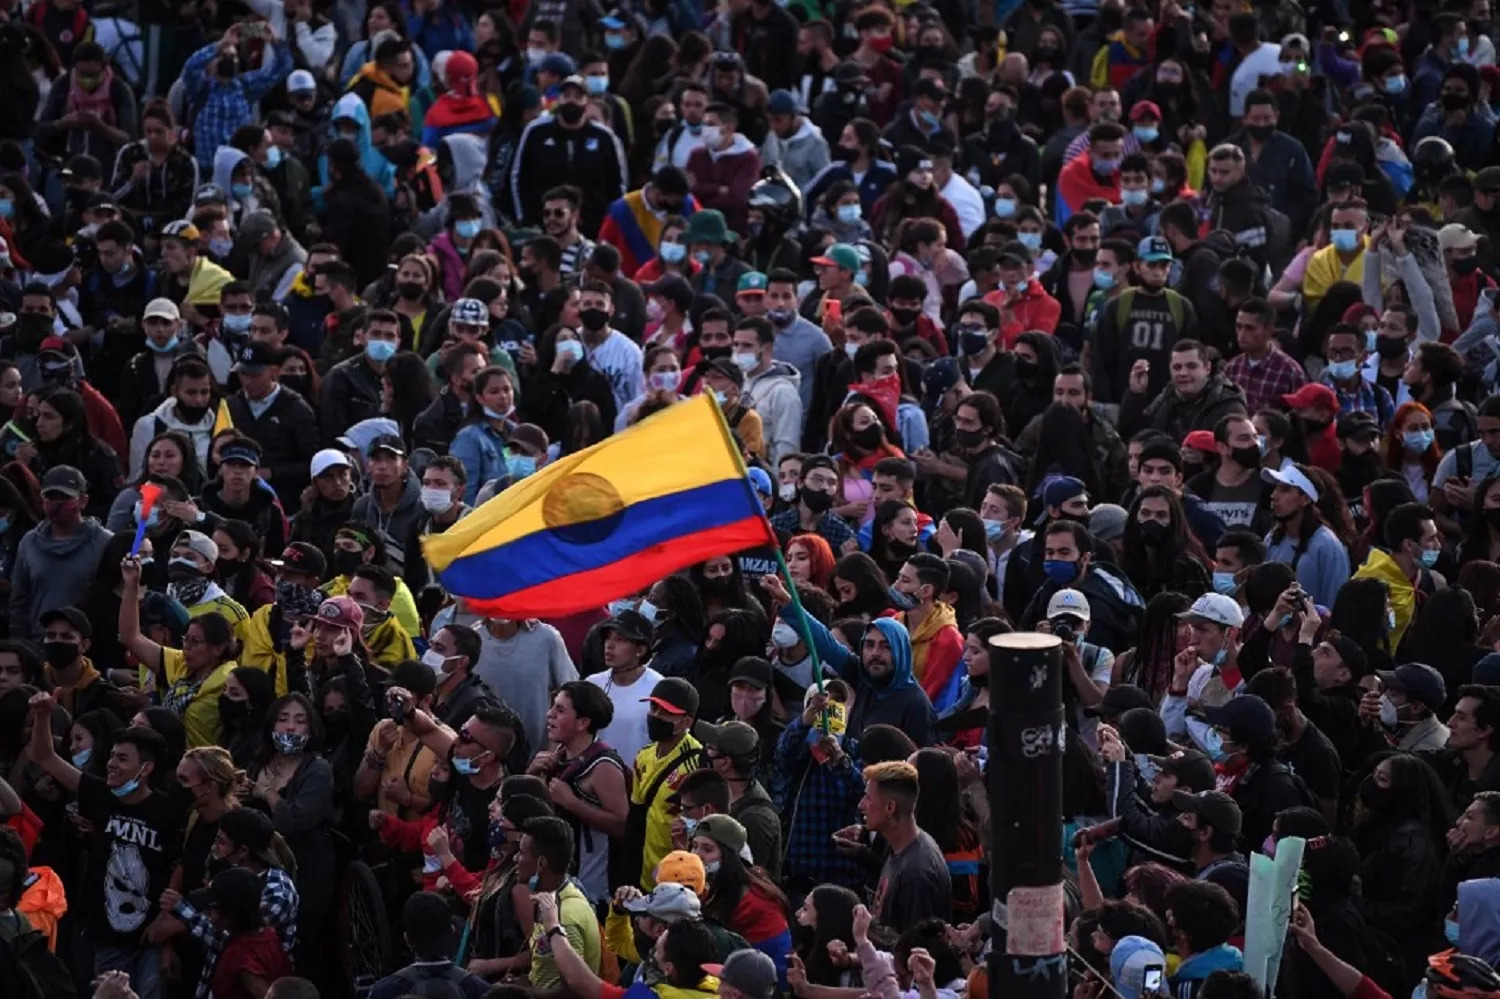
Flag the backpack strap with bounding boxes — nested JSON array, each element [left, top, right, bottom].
[[1459, 440, 1476, 480], [1114, 288, 1138, 330]]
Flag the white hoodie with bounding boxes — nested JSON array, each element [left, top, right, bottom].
[[128, 397, 216, 482]]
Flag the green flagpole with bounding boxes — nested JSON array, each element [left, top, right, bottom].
[[771, 546, 830, 734]]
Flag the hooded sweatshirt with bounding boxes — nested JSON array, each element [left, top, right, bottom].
[[759, 117, 830, 191], [1170, 943, 1244, 998], [351, 468, 424, 567], [1351, 548, 1418, 648], [416, 133, 497, 244], [780, 608, 936, 744], [128, 396, 216, 481], [212, 146, 273, 222], [685, 133, 761, 233], [1459, 878, 1500, 968], [742, 360, 802, 464], [10, 519, 114, 639], [317, 94, 397, 201]]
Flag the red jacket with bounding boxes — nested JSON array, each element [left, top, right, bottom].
[[80, 380, 128, 459], [686, 138, 761, 233], [1057, 151, 1122, 216], [985, 279, 1062, 347]]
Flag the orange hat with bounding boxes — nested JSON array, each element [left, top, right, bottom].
[[655, 850, 707, 896]]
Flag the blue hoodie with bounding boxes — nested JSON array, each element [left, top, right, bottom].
[[778, 608, 936, 745], [1170, 943, 1243, 998], [1459, 878, 1500, 967], [316, 94, 398, 204]]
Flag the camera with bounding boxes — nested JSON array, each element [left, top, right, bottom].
[[1052, 623, 1075, 644]]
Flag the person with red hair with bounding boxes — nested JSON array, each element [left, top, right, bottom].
[[1384, 401, 1443, 502], [785, 534, 835, 590]]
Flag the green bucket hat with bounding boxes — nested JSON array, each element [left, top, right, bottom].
[[685, 209, 736, 246]]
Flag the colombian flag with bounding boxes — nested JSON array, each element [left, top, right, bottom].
[[422, 395, 775, 617]]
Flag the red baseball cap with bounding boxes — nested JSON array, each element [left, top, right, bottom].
[[1281, 383, 1339, 413]]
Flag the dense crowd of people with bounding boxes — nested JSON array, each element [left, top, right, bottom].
[[13, 2, 1500, 999]]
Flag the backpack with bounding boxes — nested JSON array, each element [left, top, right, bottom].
[[0, 921, 75, 999], [391, 963, 473, 999], [1114, 287, 1186, 334], [1456, 439, 1484, 480], [1433, 396, 1479, 452]]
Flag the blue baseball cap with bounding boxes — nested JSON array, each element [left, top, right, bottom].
[[1137, 235, 1173, 263], [746, 467, 772, 498]]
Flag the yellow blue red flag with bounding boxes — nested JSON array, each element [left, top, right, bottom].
[[422, 394, 775, 617]]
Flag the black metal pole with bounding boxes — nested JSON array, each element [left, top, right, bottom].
[[988, 632, 1067, 999]]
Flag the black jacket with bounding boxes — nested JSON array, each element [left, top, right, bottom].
[[319, 354, 385, 441], [225, 386, 321, 508], [320, 175, 392, 288], [413, 389, 466, 454], [1104, 757, 1194, 871], [198, 480, 289, 557], [76, 254, 161, 398], [519, 361, 618, 445], [510, 118, 627, 235], [288, 492, 356, 562]]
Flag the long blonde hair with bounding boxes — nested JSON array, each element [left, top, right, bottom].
[[183, 746, 243, 804]]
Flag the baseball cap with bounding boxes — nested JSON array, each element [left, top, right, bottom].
[[706, 357, 745, 388], [540, 52, 577, 77], [695, 720, 760, 758], [1085, 684, 1154, 719], [176, 529, 219, 564], [219, 440, 262, 467], [1046, 588, 1091, 622], [1129, 101, 1163, 122], [1040, 476, 1088, 517], [232, 341, 284, 371], [895, 145, 934, 178], [1478, 167, 1500, 194], [310, 448, 352, 479], [911, 77, 948, 101], [728, 656, 772, 690], [1261, 464, 1320, 502], [1137, 235, 1173, 263], [315, 595, 364, 633], [694, 814, 748, 857], [1203, 694, 1277, 744], [1476, 653, 1500, 687], [269, 542, 327, 579], [85, 193, 118, 213], [1378, 662, 1447, 711], [1281, 383, 1339, 413], [603, 609, 653, 645], [240, 210, 279, 244], [1176, 593, 1245, 628], [1170, 789, 1243, 836], [558, 73, 588, 93], [450, 297, 490, 327], [1110, 935, 1167, 999], [767, 90, 799, 116], [41, 465, 87, 498], [368, 433, 406, 458], [736, 271, 768, 295], [996, 240, 1032, 266], [62, 155, 101, 182], [143, 298, 180, 322], [746, 466, 772, 499], [287, 69, 317, 93], [1146, 749, 1217, 793], [653, 851, 707, 896], [707, 950, 780, 999], [1337, 411, 1380, 442], [1089, 503, 1129, 542], [39, 606, 91, 639], [643, 676, 699, 717], [622, 881, 702, 921], [160, 219, 201, 243], [921, 357, 962, 408], [217, 807, 281, 867], [600, 9, 628, 29], [1325, 635, 1368, 679], [1441, 223, 1479, 251], [810, 243, 860, 272], [1182, 429, 1218, 455], [509, 423, 549, 457]]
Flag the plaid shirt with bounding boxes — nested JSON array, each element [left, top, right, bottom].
[[769, 508, 856, 552], [776, 717, 866, 888], [181, 42, 293, 167], [177, 867, 299, 999], [1318, 372, 1396, 427], [1223, 347, 1307, 416]]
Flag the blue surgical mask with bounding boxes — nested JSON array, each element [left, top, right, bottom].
[[1365, 329, 1378, 353], [455, 219, 482, 240], [1257, 435, 1269, 456], [637, 599, 658, 623], [365, 339, 397, 363], [1330, 228, 1360, 252], [1018, 231, 1042, 251], [1460, 36, 1472, 57], [146, 336, 178, 354], [556, 339, 585, 364], [585, 74, 609, 96], [231, 182, 253, 201], [1385, 74, 1408, 95], [918, 109, 941, 129], [0, 199, 14, 219], [888, 585, 917, 610], [1447, 918, 1462, 947], [1212, 571, 1237, 595], [1121, 188, 1148, 207], [606, 598, 635, 616], [112, 775, 142, 798], [837, 203, 862, 224], [659, 241, 686, 263], [983, 519, 1006, 543], [1132, 125, 1158, 143], [1043, 559, 1078, 585], [693, 249, 714, 265], [508, 454, 537, 479], [222, 312, 252, 333], [1326, 359, 1358, 381], [993, 197, 1017, 219], [266, 145, 283, 169], [1092, 267, 1116, 290], [527, 873, 540, 890], [1092, 157, 1121, 174], [1150, 178, 1166, 194], [72, 747, 92, 768], [482, 406, 512, 421], [1404, 429, 1435, 453], [605, 33, 627, 50], [1200, 726, 1228, 763], [1212, 646, 1228, 667], [1419, 547, 1441, 569], [1387, 608, 1397, 633], [681, 816, 699, 839], [453, 754, 481, 775]]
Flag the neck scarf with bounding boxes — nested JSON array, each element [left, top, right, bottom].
[[66, 65, 117, 125]]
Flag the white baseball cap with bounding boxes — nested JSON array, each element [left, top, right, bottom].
[[1260, 465, 1319, 502], [143, 297, 180, 322], [1046, 588, 1091, 622], [1176, 593, 1245, 629], [287, 70, 317, 94], [310, 448, 352, 479]]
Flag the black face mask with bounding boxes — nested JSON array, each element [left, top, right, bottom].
[[889, 306, 920, 328], [1247, 124, 1274, 142], [1358, 775, 1391, 810], [700, 574, 735, 596], [281, 374, 311, 397], [800, 487, 835, 513], [1455, 256, 1481, 276], [831, 144, 859, 163], [1073, 248, 1098, 267], [956, 427, 987, 449], [332, 549, 364, 577], [16, 313, 53, 354], [556, 101, 586, 125], [1486, 507, 1500, 532], [1376, 336, 1409, 359], [578, 307, 610, 332], [397, 281, 425, 300], [1035, 45, 1061, 64], [1229, 445, 1262, 468], [851, 424, 884, 450], [178, 403, 209, 423], [646, 715, 677, 743], [1014, 357, 1039, 380], [1443, 92, 1472, 113], [43, 641, 78, 670], [1138, 520, 1170, 547], [323, 708, 351, 743], [218, 695, 249, 725], [701, 345, 731, 361], [1303, 417, 1331, 436], [968, 670, 989, 688]]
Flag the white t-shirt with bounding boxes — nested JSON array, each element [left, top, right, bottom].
[[586, 666, 664, 767]]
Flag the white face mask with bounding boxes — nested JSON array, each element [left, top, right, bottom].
[[701, 125, 722, 147], [420, 486, 453, 513], [778, 483, 797, 502], [772, 619, 801, 648], [422, 647, 453, 674], [1379, 694, 1399, 728]]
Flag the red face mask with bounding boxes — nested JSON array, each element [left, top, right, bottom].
[[868, 34, 894, 53]]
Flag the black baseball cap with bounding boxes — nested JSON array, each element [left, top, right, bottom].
[[40, 465, 87, 498], [922, 357, 961, 408], [1170, 789, 1243, 836], [39, 606, 91, 638], [1336, 410, 1380, 442], [1084, 684, 1154, 719], [643, 676, 700, 717], [1147, 749, 1217, 793], [368, 433, 406, 458], [269, 542, 327, 579], [1202, 694, 1277, 744], [233, 341, 284, 371], [1377, 663, 1447, 711], [603, 609, 653, 645]]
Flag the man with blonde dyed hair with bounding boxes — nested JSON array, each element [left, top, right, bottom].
[[860, 760, 952, 926]]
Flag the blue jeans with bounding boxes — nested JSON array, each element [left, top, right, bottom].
[[95, 942, 162, 999]]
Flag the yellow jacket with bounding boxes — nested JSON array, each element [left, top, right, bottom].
[[239, 604, 292, 696], [1351, 548, 1416, 648], [1303, 241, 1367, 309], [321, 574, 422, 638]]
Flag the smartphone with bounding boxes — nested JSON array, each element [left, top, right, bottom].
[[389, 695, 407, 726], [824, 297, 842, 326], [1143, 965, 1164, 992]]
